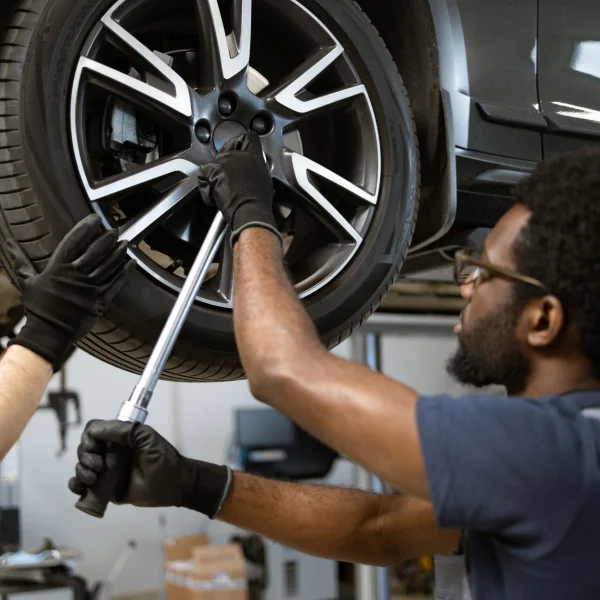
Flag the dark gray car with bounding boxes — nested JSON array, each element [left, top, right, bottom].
[[0, 0, 596, 379]]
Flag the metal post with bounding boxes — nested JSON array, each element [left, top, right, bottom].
[[365, 333, 390, 600], [355, 464, 377, 600], [351, 334, 389, 600]]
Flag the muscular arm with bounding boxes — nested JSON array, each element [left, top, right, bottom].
[[233, 229, 429, 499], [0, 346, 52, 459], [219, 471, 459, 565]]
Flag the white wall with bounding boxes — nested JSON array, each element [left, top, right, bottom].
[[17, 316, 463, 598], [380, 326, 465, 396]]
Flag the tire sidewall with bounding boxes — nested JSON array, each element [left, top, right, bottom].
[[21, 0, 418, 354], [294, 0, 419, 339]]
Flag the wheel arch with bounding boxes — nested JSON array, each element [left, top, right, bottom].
[[355, 0, 459, 250], [354, 0, 440, 162]]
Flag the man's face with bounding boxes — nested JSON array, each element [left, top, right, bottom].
[[447, 205, 533, 394]]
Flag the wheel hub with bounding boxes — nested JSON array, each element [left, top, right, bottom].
[[212, 120, 248, 150]]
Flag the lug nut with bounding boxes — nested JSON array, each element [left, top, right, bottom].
[[251, 113, 272, 135], [218, 94, 236, 117], [195, 122, 211, 144]]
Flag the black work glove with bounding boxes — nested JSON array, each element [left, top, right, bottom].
[[68, 420, 232, 518], [198, 132, 283, 246], [5, 215, 135, 371]]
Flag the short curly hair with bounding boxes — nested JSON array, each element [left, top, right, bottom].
[[512, 147, 600, 377]]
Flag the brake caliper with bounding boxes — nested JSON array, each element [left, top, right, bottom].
[[106, 51, 175, 170]]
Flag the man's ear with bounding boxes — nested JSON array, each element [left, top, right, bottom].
[[526, 295, 565, 348]]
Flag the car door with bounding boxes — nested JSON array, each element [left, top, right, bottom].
[[538, 0, 600, 156]]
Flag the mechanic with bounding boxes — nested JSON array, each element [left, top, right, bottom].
[[70, 135, 600, 600], [0, 215, 132, 461]]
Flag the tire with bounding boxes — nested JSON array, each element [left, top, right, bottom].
[[0, 0, 419, 382]]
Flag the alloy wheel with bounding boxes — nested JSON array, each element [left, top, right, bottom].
[[70, 0, 382, 308]]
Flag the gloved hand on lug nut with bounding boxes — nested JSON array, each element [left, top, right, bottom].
[[68, 420, 232, 518], [198, 131, 283, 246], [5, 215, 135, 371]]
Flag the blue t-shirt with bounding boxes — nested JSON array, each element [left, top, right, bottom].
[[417, 391, 600, 600]]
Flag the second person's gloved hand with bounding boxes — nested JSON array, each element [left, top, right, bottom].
[[68, 420, 232, 518], [5, 215, 134, 371], [198, 131, 283, 246]]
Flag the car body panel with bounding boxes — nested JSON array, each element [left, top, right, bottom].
[[409, 88, 457, 252], [427, 0, 542, 162], [538, 0, 600, 157]]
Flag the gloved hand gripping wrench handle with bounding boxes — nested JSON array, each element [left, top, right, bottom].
[[76, 212, 227, 518]]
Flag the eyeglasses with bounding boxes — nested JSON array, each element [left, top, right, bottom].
[[453, 249, 549, 292]]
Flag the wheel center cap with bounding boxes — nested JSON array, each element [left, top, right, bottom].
[[213, 121, 247, 151]]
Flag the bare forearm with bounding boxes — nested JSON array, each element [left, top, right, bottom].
[[233, 228, 327, 386], [0, 346, 52, 459], [220, 472, 392, 566], [233, 229, 427, 497], [219, 472, 459, 564]]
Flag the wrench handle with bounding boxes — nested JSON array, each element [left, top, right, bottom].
[[127, 212, 227, 407], [76, 213, 227, 518]]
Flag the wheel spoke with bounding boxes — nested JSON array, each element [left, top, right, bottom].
[[288, 152, 376, 242], [272, 46, 366, 115], [75, 57, 191, 121], [98, 2, 192, 117], [194, 0, 252, 82], [85, 156, 200, 202], [118, 178, 198, 243], [75, 0, 192, 117]]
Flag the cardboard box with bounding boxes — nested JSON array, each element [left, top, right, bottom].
[[166, 560, 195, 600], [166, 542, 247, 600], [164, 535, 209, 563]]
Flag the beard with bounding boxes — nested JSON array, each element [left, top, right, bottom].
[[446, 299, 531, 395]]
